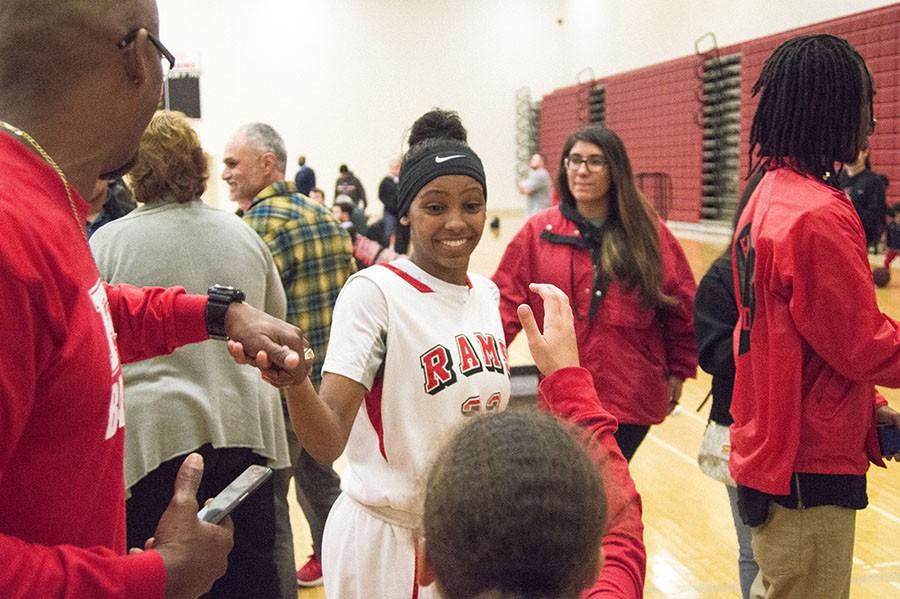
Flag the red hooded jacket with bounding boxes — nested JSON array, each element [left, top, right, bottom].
[[494, 207, 697, 425]]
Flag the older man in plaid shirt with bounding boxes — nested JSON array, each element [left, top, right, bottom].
[[222, 123, 355, 593]]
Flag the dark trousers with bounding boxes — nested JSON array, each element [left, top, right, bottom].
[[126, 444, 279, 599], [864, 225, 880, 253], [273, 420, 341, 598], [614, 424, 651, 462]]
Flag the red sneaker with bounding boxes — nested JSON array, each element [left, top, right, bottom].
[[296, 554, 323, 587]]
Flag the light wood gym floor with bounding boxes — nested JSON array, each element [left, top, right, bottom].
[[295, 211, 900, 598]]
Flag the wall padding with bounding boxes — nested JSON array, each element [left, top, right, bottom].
[[541, 3, 900, 222]]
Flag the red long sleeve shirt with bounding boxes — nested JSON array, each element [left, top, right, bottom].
[[0, 134, 208, 598], [538, 367, 646, 598]]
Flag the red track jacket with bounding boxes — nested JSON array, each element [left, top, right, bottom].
[[730, 167, 898, 495]]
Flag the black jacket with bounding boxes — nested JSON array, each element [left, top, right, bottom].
[[838, 168, 886, 235], [378, 176, 399, 216], [693, 252, 738, 425]]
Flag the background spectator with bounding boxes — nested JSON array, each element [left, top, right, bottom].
[[334, 163, 367, 210], [222, 122, 355, 592], [293, 155, 316, 196], [838, 143, 886, 253], [378, 157, 401, 244], [91, 110, 290, 599], [86, 177, 136, 237], [518, 153, 551, 216]]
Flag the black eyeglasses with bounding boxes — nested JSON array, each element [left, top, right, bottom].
[[116, 28, 175, 71], [565, 154, 608, 172]]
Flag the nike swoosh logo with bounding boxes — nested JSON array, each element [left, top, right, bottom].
[[435, 154, 466, 164]]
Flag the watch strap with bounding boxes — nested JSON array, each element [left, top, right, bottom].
[[206, 285, 245, 340]]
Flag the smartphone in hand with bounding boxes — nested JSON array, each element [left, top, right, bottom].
[[198, 465, 273, 524], [878, 424, 900, 457]]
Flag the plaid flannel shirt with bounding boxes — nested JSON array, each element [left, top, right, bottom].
[[243, 181, 356, 386]]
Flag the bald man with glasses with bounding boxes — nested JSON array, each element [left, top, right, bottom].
[[0, 2, 312, 597]]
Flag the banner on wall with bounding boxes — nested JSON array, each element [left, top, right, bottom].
[[163, 52, 201, 119]]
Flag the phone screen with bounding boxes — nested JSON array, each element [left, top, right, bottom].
[[198, 465, 273, 524]]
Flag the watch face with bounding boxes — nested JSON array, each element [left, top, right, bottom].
[[209, 285, 245, 302]]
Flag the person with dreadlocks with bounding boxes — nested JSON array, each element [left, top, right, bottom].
[[492, 125, 698, 461], [730, 34, 900, 598]]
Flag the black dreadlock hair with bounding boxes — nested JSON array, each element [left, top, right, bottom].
[[749, 34, 874, 185]]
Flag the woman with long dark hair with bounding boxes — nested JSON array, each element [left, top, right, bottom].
[[493, 125, 697, 461]]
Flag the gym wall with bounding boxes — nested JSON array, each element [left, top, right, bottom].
[[540, 3, 900, 222]]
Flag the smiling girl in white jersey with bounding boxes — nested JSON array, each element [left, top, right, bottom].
[[270, 110, 510, 598]]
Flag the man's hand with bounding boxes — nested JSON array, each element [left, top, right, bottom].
[[876, 405, 900, 461], [223, 302, 309, 386], [152, 454, 234, 599], [667, 376, 684, 414], [516, 283, 579, 377]]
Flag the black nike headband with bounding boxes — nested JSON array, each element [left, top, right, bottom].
[[397, 146, 487, 218]]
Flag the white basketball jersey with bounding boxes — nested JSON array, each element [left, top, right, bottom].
[[323, 259, 511, 518]]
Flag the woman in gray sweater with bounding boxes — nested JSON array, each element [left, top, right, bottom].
[[90, 110, 289, 599]]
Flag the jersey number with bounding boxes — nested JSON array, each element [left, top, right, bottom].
[[460, 392, 502, 416]]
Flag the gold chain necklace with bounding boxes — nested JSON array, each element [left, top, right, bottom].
[[0, 120, 87, 241]]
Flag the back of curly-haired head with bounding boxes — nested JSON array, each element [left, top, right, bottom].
[[749, 34, 873, 181], [130, 110, 208, 204], [423, 409, 605, 599]]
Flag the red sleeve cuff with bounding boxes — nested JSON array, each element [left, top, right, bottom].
[[123, 550, 166, 599], [538, 366, 594, 403], [170, 294, 209, 346], [874, 390, 888, 409]]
